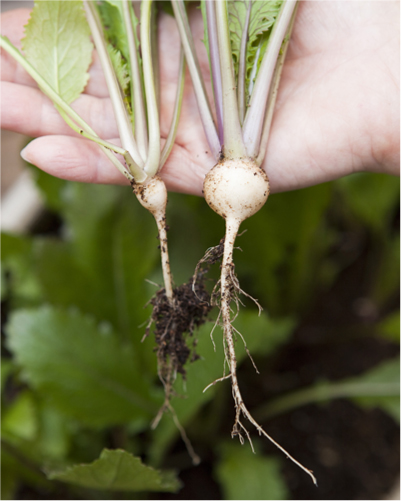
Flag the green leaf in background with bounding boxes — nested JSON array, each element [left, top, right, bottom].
[[216, 441, 289, 500], [337, 173, 400, 234], [33, 183, 159, 371], [48, 448, 181, 492], [237, 182, 333, 315], [256, 357, 400, 423], [372, 234, 400, 307], [29, 163, 67, 212], [228, 0, 283, 99], [2, 233, 42, 307], [6, 306, 160, 427], [377, 312, 400, 343], [1, 358, 15, 394], [22, 0, 93, 104], [351, 357, 400, 422], [2, 390, 38, 443]]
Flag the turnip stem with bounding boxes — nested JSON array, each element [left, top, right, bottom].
[[122, 0, 148, 162], [56, 107, 135, 180], [220, 216, 317, 486], [172, 0, 221, 159], [215, 0, 246, 159], [151, 3, 160, 114], [84, 1, 144, 169], [140, 0, 161, 177], [237, 0, 252, 125], [160, 48, 186, 169], [243, 0, 297, 157], [205, 1, 224, 144], [256, 3, 298, 166]]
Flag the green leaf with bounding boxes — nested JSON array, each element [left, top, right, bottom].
[[237, 182, 333, 315], [33, 183, 159, 367], [351, 357, 400, 422], [337, 173, 400, 233], [1, 232, 42, 307], [6, 306, 159, 427], [29, 163, 67, 212], [48, 448, 181, 492], [98, 1, 129, 61], [228, 0, 283, 101], [107, 44, 130, 94], [2, 390, 38, 442], [257, 358, 400, 423], [22, 0, 93, 104], [216, 441, 289, 500], [377, 312, 400, 343], [1, 359, 15, 394]]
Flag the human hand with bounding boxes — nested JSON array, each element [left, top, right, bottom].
[[1, 2, 399, 197]]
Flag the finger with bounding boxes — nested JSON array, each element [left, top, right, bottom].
[[1, 81, 118, 139], [21, 135, 129, 185], [21, 133, 208, 196]]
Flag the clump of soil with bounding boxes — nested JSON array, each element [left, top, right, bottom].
[[148, 279, 212, 379], [147, 240, 226, 423]]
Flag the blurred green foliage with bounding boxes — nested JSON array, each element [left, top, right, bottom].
[[1, 167, 399, 499]]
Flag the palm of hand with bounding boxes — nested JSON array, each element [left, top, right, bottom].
[[1, 2, 399, 196]]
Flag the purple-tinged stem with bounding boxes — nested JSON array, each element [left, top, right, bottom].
[[172, 0, 220, 160], [243, 0, 296, 158], [256, 3, 298, 166]]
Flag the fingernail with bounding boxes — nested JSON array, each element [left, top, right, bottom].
[[20, 146, 29, 162]]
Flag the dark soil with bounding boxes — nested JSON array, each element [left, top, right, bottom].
[[148, 279, 212, 378]]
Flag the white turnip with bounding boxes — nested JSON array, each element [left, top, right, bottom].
[[175, 0, 317, 484]]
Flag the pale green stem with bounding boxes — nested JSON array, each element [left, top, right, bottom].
[[255, 4, 298, 166], [122, 0, 148, 162], [159, 49, 185, 170], [151, 3, 160, 114], [57, 107, 135, 180], [0, 35, 146, 182], [141, 0, 161, 177], [58, 108, 126, 157], [172, 0, 221, 160], [237, 0, 252, 124], [243, 0, 296, 157], [215, 0, 247, 159], [84, 1, 144, 170]]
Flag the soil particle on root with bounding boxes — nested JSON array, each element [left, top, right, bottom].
[[147, 279, 212, 379]]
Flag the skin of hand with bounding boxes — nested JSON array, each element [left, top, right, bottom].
[[1, 2, 399, 197]]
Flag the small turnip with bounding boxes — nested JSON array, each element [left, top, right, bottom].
[[175, 0, 317, 484]]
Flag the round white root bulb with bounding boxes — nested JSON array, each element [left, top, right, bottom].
[[133, 176, 173, 301], [133, 175, 167, 217], [203, 158, 269, 224]]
